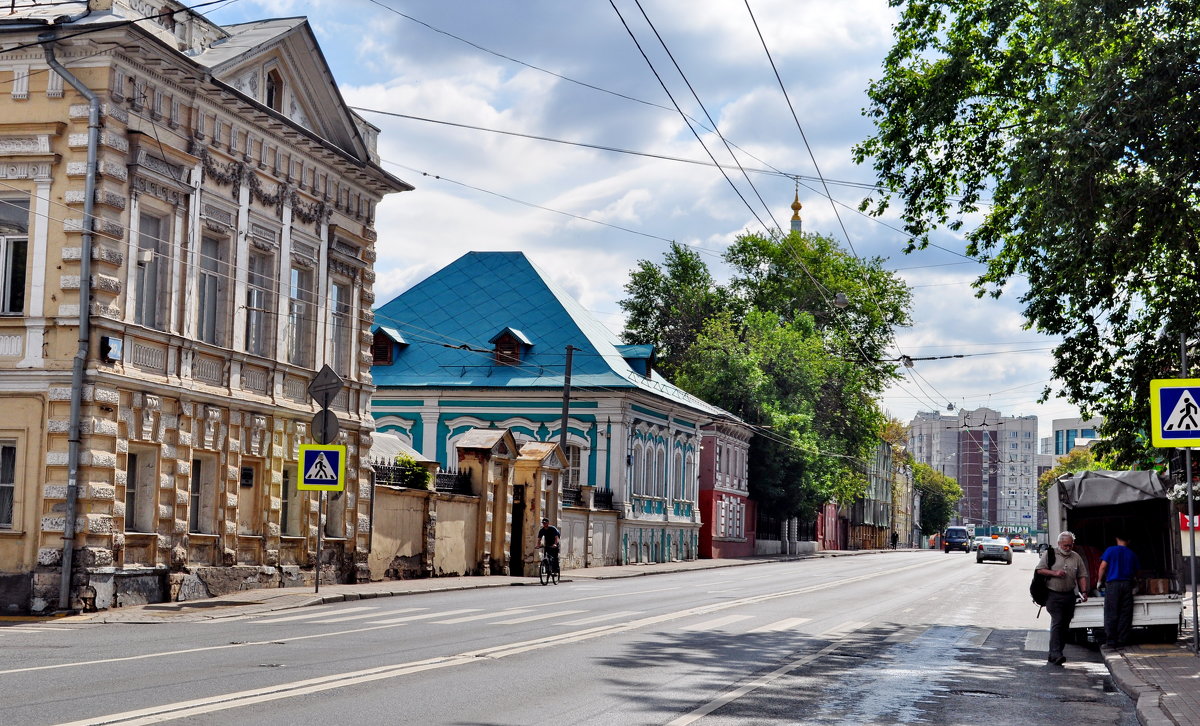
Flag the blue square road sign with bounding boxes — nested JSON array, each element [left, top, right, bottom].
[[298, 444, 346, 491]]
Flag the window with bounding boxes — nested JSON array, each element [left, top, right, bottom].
[[631, 445, 643, 496], [0, 442, 14, 528], [371, 329, 393, 364], [265, 69, 283, 112], [673, 452, 683, 499], [125, 449, 157, 533], [0, 198, 28, 315], [325, 490, 345, 538], [281, 466, 300, 536], [288, 266, 316, 366], [196, 236, 226, 345], [245, 251, 274, 357], [135, 213, 168, 330], [237, 463, 261, 535], [188, 455, 217, 534], [331, 281, 353, 376], [565, 445, 582, 488]]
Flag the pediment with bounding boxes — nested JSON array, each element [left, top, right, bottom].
[[198, 19, 367, 162]]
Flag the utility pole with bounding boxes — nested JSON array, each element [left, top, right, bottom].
[[559, 346, 575, 453]]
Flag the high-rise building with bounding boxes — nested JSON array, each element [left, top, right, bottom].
[[908, 407, 1039, 535]]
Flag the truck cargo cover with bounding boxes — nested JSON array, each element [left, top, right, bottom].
[[1054, 470, 1169, 508]]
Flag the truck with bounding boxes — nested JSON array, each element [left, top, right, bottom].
[[1046, 469, 1185, 643]]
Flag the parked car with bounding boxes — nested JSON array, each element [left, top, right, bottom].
[[943, 526, 973, 553], [976, 535, 1013, 564], [1009, 536, 1026, 552]]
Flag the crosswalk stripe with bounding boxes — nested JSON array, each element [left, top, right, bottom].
[[746, 617, 810, 633], [434, 609, 533, 624], [492, 610, 586, 625], [680, 615, 754, 631], [820, 620, 868, 638], [369, 608, 478, 625], [310, 608, 424, 624], [561, 610, 641, 626], [253, 606, 380, 624], [885, 624, 930, 643]]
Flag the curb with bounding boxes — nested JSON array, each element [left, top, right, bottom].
[[1103, 648, 1175, 726]]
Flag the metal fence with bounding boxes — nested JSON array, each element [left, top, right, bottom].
[[434, 469, 473, 495]]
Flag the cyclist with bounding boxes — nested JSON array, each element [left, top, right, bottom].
[[536, 517, 560, 575]]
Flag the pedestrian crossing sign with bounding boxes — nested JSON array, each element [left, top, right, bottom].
[[298, 444, 346, 491], [1150, 378, 1200, 448]]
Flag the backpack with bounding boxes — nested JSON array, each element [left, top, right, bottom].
[[1030, 547, 1056, 606]]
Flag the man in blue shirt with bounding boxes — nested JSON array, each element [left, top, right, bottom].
[[1098, 534, 1141, 648]]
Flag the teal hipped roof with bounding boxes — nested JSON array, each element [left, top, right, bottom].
[[371, 251, 728, 418]]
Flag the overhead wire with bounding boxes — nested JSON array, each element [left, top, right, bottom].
[[607, 0, 771, 233]]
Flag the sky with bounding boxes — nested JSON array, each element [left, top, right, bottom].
[[205, 0, 1088, 441]]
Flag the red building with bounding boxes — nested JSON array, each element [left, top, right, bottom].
[[698, 419, 755, 558]]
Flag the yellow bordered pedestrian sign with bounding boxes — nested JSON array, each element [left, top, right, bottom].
[[298, 444, 346, 491], [1150, 378, 1200, 448]]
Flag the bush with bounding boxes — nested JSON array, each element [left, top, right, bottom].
[[393, 455, 432, 490]]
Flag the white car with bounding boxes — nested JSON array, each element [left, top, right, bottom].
[[975, 535, 1013, 565]]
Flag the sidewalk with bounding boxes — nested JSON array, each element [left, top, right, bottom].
[[1105, 637, 1200, 726], [60, 550, 1200, 726]]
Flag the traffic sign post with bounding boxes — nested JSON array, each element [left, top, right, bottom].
[[306, 365, 344, 594]]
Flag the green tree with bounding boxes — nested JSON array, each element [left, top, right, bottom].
[[724, 231, 912, 391], [913, 461, 962, 536], [619, 242, 726, 380], [1037, 447, 1107, 513], [392, 455, 432, 490], [855, 0, 1200, 466]]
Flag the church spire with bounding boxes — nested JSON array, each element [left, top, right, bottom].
[[789, 186, 802, 234]]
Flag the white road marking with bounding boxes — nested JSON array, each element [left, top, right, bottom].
[[433, 609, 533, 624], [746, 617, 811, 633], [680, 615, 754, 631], [561, 610, 641, 625], [492, 609, 586, 625], [666, 641, 846, 725], [44, 564, 933, 724], [251, 606, 381, 624], [368, 608, 478, 625], [821, 620, 869, 638], [309, 608, 423, 624]]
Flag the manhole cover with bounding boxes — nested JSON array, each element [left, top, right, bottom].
[[949, 689, 1010, 699]]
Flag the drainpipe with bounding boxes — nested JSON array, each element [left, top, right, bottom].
[[42, 36, 100, 612]]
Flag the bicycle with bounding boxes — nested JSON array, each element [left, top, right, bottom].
[[537, 546, 560, 585]]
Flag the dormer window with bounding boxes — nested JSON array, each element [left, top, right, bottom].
[[489, 327, 532, 366], [265, 69, 283, 112], [494, 333, 521, 365], [370, 325, 406, 365]]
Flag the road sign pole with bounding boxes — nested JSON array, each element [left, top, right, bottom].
[[316, 492, 324, 595], [1184, 332, 1199, 655]]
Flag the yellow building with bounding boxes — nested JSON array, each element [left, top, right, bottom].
[[0, 1, 410, 613]]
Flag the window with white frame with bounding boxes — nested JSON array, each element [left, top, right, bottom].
[[656, 446, 666, 497], [631, 444, 643, 496], [288, 265, 316, 367], [0, 441, 15, 528], [684, 453, 695, 501], [188, 455, 218, 534], [245, 250, 274, 357], [125, 448, 158, 533], [135, 212, 168, 330], [0, 198, 29, 315], [196, 235, 226, 345], [673, 451, 683, 499], [564, 445, 582, 488], [330, 280, 353, 376]]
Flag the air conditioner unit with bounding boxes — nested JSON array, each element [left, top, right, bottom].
[[137, 249, 154, 265]]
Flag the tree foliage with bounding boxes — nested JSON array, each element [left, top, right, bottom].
[[856, 0, 1200, 466], [912, 461, 962, 536], [622, 230, 912, 517]]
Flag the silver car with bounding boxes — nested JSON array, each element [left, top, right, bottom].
[[975, 535, 1013, 565]]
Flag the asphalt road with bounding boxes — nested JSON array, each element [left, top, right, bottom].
[[2, 550, 1138, 725]]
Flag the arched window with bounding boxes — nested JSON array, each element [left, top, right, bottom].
[[631, 444, 643, 496], [684, 454, 695, 501], [266, 69, 284, 112], [655, 446, 666, 497], [673, 452, 683, 499]]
